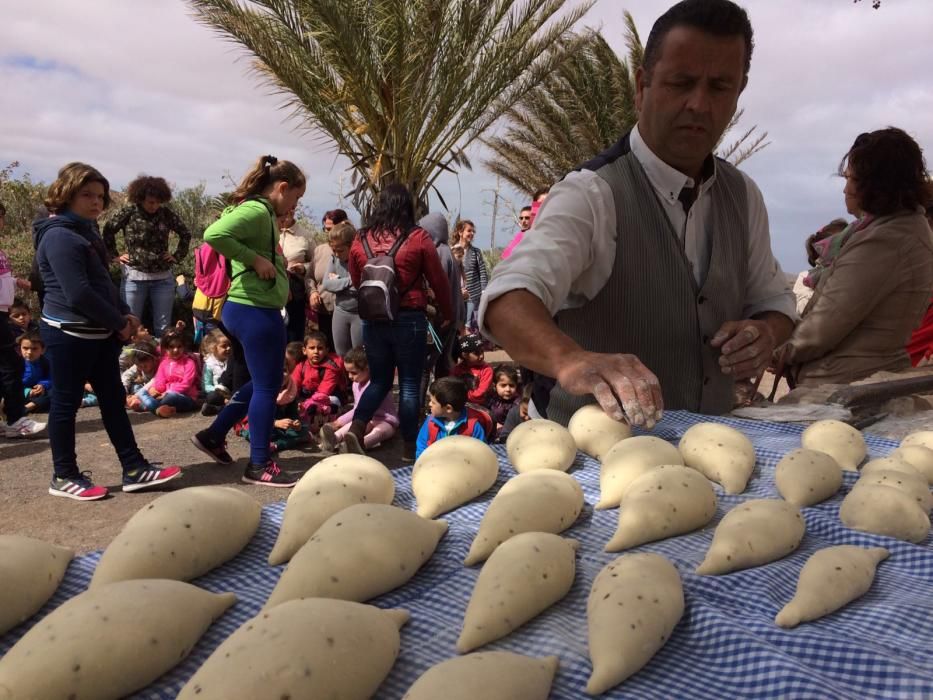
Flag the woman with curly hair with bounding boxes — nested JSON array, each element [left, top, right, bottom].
[[777, 127, 933, 385], [103, 174, 191, 337]]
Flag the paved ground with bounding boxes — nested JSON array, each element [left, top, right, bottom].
[[0, 409, 406, 554]]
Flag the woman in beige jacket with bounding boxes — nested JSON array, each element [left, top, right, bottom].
[[778, 127, 933, 386]]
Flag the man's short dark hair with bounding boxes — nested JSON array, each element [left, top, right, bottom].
[[643, 0, 754, 80], [520, 206, 532, 214], [430, 376, 467, 412]]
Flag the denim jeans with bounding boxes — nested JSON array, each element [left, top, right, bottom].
[[124, 275, 175, 337], [136, 389, 197, 413], [356, 310, 427, 443], [40, 323, 147, 478]]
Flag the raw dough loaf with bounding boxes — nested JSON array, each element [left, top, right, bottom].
[[774, 448, 843, 507], [605, 465, 717, 552], [465, 470, 583, 565], [506, 419, 578, 473], [0, 535, 73, 635], [696, 499, 805, 575], [403, 652, 558, 700], [596, 436, 683, 510], [679, 422, 756, 494], [840, 484, 930, 543], [568, 404, 632, 459], [413, 435, 499, 518], [269, 453, 394, 565], [801, 420, 866, 471]]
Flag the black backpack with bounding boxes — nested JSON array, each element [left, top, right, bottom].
[[357, 227, 416, 321]]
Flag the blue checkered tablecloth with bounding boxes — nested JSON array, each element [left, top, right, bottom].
[[3, 411, 933, 699]]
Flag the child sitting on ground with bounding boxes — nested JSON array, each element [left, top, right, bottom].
[[451, 333, 493, 405], [139, 329, 199, 417], [236, 370, 309, 454], [200, 329, 231, 416], [18, 331, 52, 413], [122, 339, 159, 410], [487, 365, 520, 436], [285, 341, 304, 375], [8, 297, 39, 336], [320, 346, 399, 454], [291, 331, 346, 425], [497, 383, 532, 443], [416, 376, 490, 459], [118, 324, 154, 372]]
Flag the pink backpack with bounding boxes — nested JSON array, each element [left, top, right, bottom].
[[194, 244, 230, 298]]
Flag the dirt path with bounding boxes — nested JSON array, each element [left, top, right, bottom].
[[0, 409, 404, 554]]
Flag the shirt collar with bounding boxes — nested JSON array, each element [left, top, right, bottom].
[[630, 123, 718, 206]]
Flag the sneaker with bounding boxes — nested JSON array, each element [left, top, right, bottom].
[[319, 423, 338, 453], [242, 460, 298, 488], [49, 472, 108, 501], [191, 430, 234, 465], [123, 464, 183, 492], [4, 416, 48, 439], [155, 405, 176, 418]]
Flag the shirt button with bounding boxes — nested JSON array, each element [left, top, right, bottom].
[[698, 295, 706, 304]]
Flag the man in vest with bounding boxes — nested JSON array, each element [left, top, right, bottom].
[[480, 0, 796, 428]]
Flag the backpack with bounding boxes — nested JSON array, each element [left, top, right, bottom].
[[427, 406, 493, 443], [357, 227, 416, 322], [193, 243, 230, 298]]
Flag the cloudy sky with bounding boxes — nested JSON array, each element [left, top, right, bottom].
[[2, 0, 931, 272]]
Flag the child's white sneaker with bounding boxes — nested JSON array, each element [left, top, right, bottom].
[[4, 416, 47, 439]]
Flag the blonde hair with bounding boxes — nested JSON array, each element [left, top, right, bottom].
[[231, 155, 305, 204], [328, 220, 356, 246], [44, 162, 111, 214], [200, 328, 229, 358]]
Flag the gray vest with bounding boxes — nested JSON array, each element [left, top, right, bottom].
[[546, 132, 749, 425]]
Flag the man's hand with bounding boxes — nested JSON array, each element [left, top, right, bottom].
[[711, 320, 777, 380], [555, 350, 663, 429]]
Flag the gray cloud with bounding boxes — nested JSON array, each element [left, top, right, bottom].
[[2, 0, 931, 272]]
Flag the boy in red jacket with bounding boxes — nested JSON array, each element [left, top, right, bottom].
[[451, 333, 493, 404], [291, 331, 347, 422]]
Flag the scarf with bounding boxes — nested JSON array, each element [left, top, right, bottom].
[[804, 215, 874, 289]]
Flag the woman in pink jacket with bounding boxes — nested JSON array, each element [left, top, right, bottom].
[[138, 329, 200, 417]]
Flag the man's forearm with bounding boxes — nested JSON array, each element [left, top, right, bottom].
[[485, 290, 580, 378]]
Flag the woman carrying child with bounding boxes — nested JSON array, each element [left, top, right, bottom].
[[137, 329, 199, 417], [36, 162, 181, 500], [190, 155, 306, 487], [320, 346, 398, 453]]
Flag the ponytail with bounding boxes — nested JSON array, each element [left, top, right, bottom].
[[231, 155, 306, 204]]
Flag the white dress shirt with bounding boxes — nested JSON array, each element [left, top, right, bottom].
[[479, 124, 797, 339]]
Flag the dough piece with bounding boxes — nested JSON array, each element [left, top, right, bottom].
[[901, 430, 933, 451], [774, 448, 843, 507], [586, 553, 684, 694], [696, 499, 805, 575], [605, 465, 717, 552], [92, 486, 261, 587], [269, 453, 395, 565], [840, 484, 930, 543], [265, 504, 448, 609], [801, 420, 866, 471], [0, 579, 235, 700], [775, 545, 889, 628], [179, 599, 408, 700], [506, 419, 578, 473], [413, 435, 499, 518], [0, 535, 73, 635], [458, 533, 578, 653], [860, 456, 921, 478], [855, 469, 932, 512], [403, 652, 558, 700], [678, 422, 756, 494], [568, 404, 632, 459], [465, 470, 584, 565], [596, 436, 683, 510], [890, 445, 933, 484]]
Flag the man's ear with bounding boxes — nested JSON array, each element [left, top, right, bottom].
[[635, 66, 647, 112]]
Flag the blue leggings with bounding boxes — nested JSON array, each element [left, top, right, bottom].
[[205, 301, 286, 465]]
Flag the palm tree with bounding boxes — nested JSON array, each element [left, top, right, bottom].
[[482, 11, 769, 196], [188, 0, 594, 216]]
